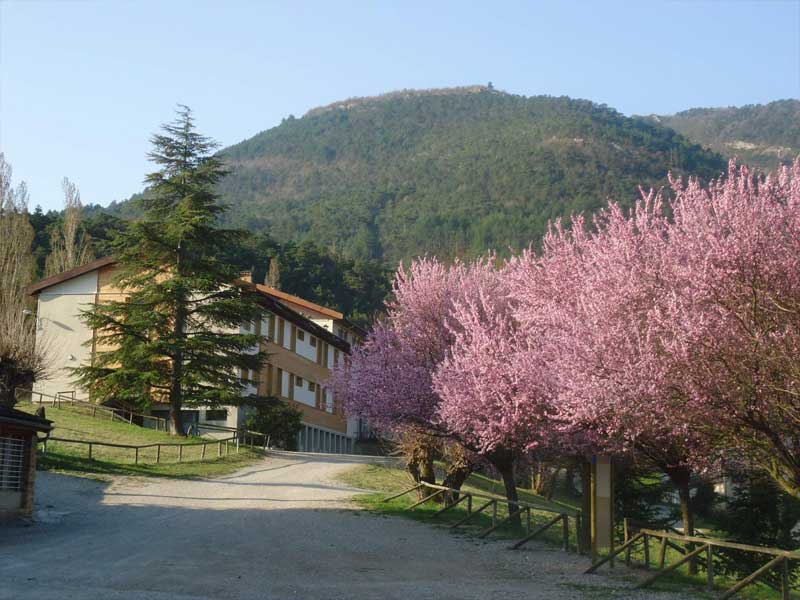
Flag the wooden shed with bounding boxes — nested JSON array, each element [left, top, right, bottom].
[[0, 405, 52, 519]]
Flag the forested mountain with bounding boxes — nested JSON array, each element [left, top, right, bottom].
[[647, 99, 800, 170], [111, 86, 727, 264]]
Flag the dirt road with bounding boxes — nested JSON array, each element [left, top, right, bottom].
[[1, 452, 696, 599]]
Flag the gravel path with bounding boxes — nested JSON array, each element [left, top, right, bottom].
[[1, 452, 698, 600]]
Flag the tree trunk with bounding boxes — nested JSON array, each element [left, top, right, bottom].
[[442, 461, 473, 502], [531, 460, 559, 499], [419, 449, 436, 485], [666, 466, 696, 575], [489, 448, 521, 528], [442, 443, 473, 502], [580, 460, 592, 554], [169, 400, 185, 436], [169, 241, 187, 437]]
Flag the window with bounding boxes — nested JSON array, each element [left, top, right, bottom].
[[309, 382, 316, 392], [205, 409, 227, 421], [310, 336, 317, 347], [297, 330, 305, 341], [295, 376, 303, 387]]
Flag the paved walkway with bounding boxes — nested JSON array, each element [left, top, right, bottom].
[[1, 452, 697, 599]]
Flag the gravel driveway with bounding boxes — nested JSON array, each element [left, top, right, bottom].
[[1, 452, 698, 600]]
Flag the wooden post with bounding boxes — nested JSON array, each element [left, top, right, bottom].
[[707, 545, 714, 592], [178, 445, 183, 462], [624, 518, 632, 566], [467, 494, 472, 515], [225, 440, 229, 455], [134, 447, 139, 464], [643, 533, 650, 570], [526, 507, 531, 534], [781, 557, 790, 600], [156, 444, 161, 463], [590, 458, 597, 564], [88, 443, 92, 460], [492, 500, 497, 527], [201, 443, 207, 460], [658, 535, 668, 569], [236, 437, 240, 453], [92, 406, 97, 417], [218, 441, 222, 457], [562, 514, 569, 551]]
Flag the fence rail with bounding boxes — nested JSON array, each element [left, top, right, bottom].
[[384, 480, 582, 553], [15, 388, 168, 431], [587, 527, 799, 599], [41, 434, 241, 465]]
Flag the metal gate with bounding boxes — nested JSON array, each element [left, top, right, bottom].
[[0, 436, 25, 491]]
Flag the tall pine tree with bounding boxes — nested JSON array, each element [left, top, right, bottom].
[[74, 106, 265, 434]]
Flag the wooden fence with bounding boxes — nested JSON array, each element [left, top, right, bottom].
[[15, 388, 168, 431], [384, 480, 582, 553], [587, 526, 800, 599], [41, 434, 241, 465]]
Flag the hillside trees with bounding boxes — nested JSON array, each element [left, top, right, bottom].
[[73, 107, 266, 434], [45, 177, 94, 276], [0, 154, 47, 406], [111, 89, 725, 264]]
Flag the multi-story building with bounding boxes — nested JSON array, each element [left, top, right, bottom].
[[27, 258, 359, 453]]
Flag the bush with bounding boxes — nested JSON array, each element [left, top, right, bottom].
[[245, 396, 303, 450]]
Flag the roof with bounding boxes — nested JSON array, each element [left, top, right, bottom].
[[0, 405, 53, 433], [256, 285, 344, 319], [27, 256, 117, 295], [257, 285, 368, 338], [241, 282, 351, 352], [26, 257, 351, 353]]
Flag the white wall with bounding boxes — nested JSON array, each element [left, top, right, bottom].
[[293, 377, 316, 407], [281, 370, 289, 398], [33, 271, 98, 401], [282, 320, 291, 350], [327, 345, 335, 368], [311, 318, 334, 332], [295, 329, 317, 362]]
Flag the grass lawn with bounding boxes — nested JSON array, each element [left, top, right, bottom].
[[338, 462, 581, 549], [337, 462, 797, 600], [16, 403, 262, 479]]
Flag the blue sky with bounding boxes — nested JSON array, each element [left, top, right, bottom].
[[1, 0, 798, 211]]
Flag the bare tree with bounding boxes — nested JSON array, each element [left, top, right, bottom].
[[0, 154, 47, 406], [266, 256, 281, 289], [45, 177, 94, 276]]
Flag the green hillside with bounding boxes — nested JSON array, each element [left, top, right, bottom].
[[649, 99, 800, 170], [110, 87, 725, 265]]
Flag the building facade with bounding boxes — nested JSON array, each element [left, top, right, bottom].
[[27, 259, 357, 453]]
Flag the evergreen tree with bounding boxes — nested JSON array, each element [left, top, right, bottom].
[[74, 106, 265, 434]]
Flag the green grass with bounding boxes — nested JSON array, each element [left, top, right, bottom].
[[338, 462, 797, 600], [17, 403, 262, 479], [338, 463, 581, 548]]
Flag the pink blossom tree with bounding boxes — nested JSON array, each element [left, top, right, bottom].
[[661, 158, 800, 499], [433, 263, 564, 523], [328, 258, 489, 488], [508, 194, 715, 546]]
